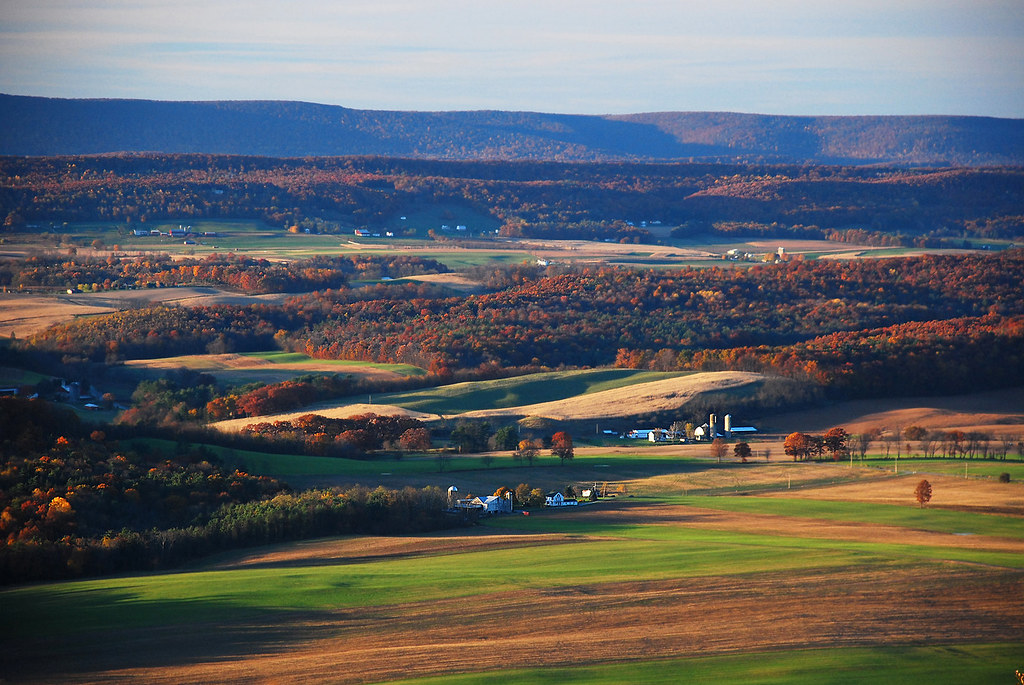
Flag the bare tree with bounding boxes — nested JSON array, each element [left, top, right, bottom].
[[710, 438, 728, 463], [854, 433, 872, 461], [999, 435, 1015, 460]]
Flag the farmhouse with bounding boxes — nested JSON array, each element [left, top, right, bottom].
[[545, 492, 578, 507], [452, 489, 514, 514]]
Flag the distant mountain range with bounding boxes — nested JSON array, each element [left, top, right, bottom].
[[2, 94, 1023, 166]]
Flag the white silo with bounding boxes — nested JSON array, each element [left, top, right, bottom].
[[724, 414, 732, 437]]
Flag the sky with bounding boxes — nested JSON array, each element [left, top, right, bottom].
[[2, 0, 1022, 117]]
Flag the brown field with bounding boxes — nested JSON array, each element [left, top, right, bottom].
[[122, 353, 409, 386], [0, 288, 291, 338], [9, 471, 1023, 684], [211, 370, 767, 432], [760, 386, 1024, 439], [212, 402, 436, 432], [400, 272, 486, 292]]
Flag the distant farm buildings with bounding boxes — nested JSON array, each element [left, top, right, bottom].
[[545, 491, 578, 507], [694, 413, 758, 441], [625, 413, 758, 443]]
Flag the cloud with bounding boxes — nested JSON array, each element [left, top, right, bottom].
[[1, 0, 1021, 115]]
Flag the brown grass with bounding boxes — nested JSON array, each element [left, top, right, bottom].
[[463, 371, 766, 422], [123, 353, 407, 387], [0, 288, 291, 338]]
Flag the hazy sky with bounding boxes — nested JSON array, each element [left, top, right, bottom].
[[2, 0, 1022, 116]]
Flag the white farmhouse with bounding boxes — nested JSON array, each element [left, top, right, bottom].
[[545, 492, 578, 507]]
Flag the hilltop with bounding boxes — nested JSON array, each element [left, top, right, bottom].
[[2, 94, 1022, 165]]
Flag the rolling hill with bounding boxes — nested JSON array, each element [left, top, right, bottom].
[[2, 94, 1022, 165]]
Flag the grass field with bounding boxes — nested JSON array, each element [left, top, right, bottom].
[[373, 368, 692, 415], [120, 351, 426, 389], [384, 645, 1024, 685], [861, 457, 1024, 480], [3, 457, 1022, 684]]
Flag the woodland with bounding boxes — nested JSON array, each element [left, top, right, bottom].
[[2, 154, 1023, 244]]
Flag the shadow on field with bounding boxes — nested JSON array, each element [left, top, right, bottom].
[[2, 586, 341, 681]]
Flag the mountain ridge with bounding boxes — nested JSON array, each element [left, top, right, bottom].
[[2, 94, 1023, 166]]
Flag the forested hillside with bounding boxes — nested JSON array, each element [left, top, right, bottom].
[[3, 154, 1022, 244], [24, 251, 1024, 401], [3, 94, 1022, 165]]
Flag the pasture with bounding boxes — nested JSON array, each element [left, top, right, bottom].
[[121, 351, 425, 387], [209, 369, 766, 431], [3, 458, 1022, 684]]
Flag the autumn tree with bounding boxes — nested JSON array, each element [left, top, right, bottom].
[[399, 427, 431, 452], [551, 431, 574, 465], [822, 427, 849, 461], [915, 479, 932, 507], [711, 437, 728, 463], [784, 432, 811, 461], [904, 425, 927, 441], [515, 439, 540, 466], [733, 441, 752, 463]]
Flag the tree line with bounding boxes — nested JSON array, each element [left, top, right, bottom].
[[1, 253, 447, 294], [3, 154, 1021, 243], [0, 396, 459, 584]]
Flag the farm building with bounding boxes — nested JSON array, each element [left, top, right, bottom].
[[694, 413, 758, 441], [453, 491, 513, 514], [545, 492, 578, 507]]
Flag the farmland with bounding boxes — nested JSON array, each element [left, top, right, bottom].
[[2, 151, 1023, 684], [2, 460, 1022, 684]]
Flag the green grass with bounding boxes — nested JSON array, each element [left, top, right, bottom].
[[239, 351, 426, 376], [373, 368, 691, 415], [0, 531, 886, 639], [0, 366, 50, 386], [6, 499, 1022, 642], [133, 438, 545, 477], [861, 458, 1024, 480], [659, 495, 1024, 540], [486, 509, 1024, 568], [382, 644, 1024, 685]]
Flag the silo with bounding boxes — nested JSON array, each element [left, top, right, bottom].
[[709, 413, 717, 439], [724, 414, 732, 436]]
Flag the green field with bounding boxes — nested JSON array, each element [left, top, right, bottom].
[[386, 645, 1024, 685], [371, 368, 691, 415], [240, 351, 427, 376], [3, 473, 1021, 682], [861, 458, 1024, 480]]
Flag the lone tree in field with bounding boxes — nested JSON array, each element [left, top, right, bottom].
[[711, 437, 728, 463], [551, 431, 574, 465], [733, 441, 752, 463], [915, 479, 933, 508]]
